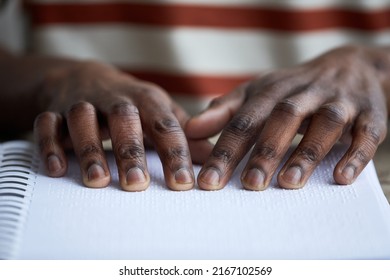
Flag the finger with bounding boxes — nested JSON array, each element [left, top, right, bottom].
[[140, 100, 194, 191], [107, 101, 150, 191], [185, 83, 248, 139], [241, 92, 328, 191], [172, 102, 214, 164], [278, 101, 355, 189], [197, 96, 276, 190], [197, 73, 305, 191], [334, 110, 387, 185], [66, 101, 111, 188], [34, 112, 67, 177]]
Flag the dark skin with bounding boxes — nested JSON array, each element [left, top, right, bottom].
[[0, 49, 212, 191], [187, 45, 390, 190], [1, 45, 389, 191]]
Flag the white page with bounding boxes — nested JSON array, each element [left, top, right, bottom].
[[0, 141, 37, 260], [14, 143, 390, 259]]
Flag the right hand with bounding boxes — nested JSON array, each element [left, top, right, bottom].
[[33, 60, 212, 191]]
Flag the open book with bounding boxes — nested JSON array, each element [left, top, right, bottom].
[[1, 140, 390, 259]]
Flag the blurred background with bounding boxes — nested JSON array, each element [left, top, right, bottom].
[[1, 0, 389, 201]]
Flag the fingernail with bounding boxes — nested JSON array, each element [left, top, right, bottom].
[[126, 167, 146, 185], [87, 163, 106, 181], [282, 166, 302, 186], [47, 154, 62, 173], [175, 168, 193, 184], [200, 168, 220, 186], [342, 165, 355, 183], [242, 168, 265, 190]]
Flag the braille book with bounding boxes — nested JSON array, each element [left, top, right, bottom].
[[1, 140, 390, 259]]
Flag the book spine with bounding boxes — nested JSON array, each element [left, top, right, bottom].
[[0, 141, 38, 260]]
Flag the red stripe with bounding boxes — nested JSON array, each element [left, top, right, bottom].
[[123, 70, 252, 97], [27, 3, 390, 31]]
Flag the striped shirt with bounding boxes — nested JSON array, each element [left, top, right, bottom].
[[26, 0, 390, 114]]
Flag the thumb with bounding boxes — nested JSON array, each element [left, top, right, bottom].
[[171, 101, 214, 164], [185, 83, 248, 139]]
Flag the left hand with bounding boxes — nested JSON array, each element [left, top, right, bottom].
[[186, 45, 389, 190]]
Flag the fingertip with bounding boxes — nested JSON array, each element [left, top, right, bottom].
[[121, 167, 150, 192], [46, 154, 67, 177], [334, 164, 356, 185], [83, 163, 111, 188], [198, 182, 223, 191], [197, 167, 223, 191], [241, 168, 268, 191], [167, 168, 194, 191], [175, 168, 193, 184], [198, 182, 222, 191], [169, 182, 194, 191], [242, 185, 267, 191], [83, 176, 111, 188], [122, 182, 150, 192], [277, 166, 305, 189]]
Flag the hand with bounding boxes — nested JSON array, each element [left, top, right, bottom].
[[186, 45, 389, 190], [33, 60, 212, 191]]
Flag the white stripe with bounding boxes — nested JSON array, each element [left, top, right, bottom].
[[33, 25, 390, 75], [28, 0, 390, 10]]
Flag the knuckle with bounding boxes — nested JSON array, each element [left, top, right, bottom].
[[245, 80, 260, 95], [317, 104, 349, 125], [154, 118, 182, 135], [254, 73, 278, 89], [372, 57, 389, 73], [115, 143, 144, 161], [37, 136, 55, 152], [264, 82, 284, 94], [355, 149, 371, 165], [360, 124, 385, 146], [163, 147, 189, 162], [133, 82, 163, 97], [274, 99, 304, 117], [209, 97, 224, 108], [350, 147, 371, 166], [211, 148, 234, 163], [248, 72, 290, 96], [253, 144, 278, 160], [296, 142, 323, 163], [225, 114, 256, 137], [250, 83, 281, 98], [333, 68, 349, 81], [67, 101, 95, 117], [79, 143, 101, 159], [294, 83, 323, 95], [110, 102, 139, 117], [137, 86, 155, 97]]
